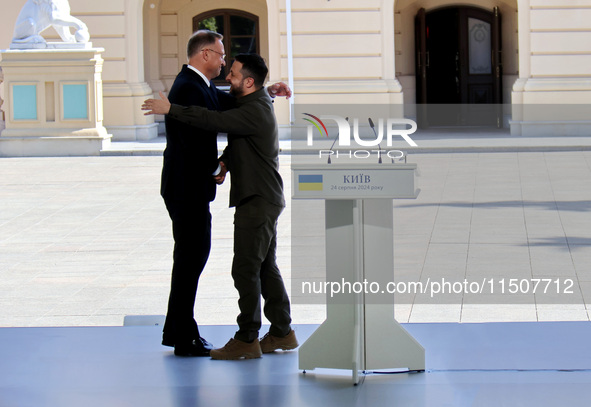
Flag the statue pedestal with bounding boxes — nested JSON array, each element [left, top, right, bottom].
[[9, 41, 94, 50], [0, 48, 111, 156]]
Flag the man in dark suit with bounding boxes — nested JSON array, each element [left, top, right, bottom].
[[160, 30, 233, 357]]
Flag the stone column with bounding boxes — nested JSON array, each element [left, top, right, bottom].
[[0, 67, 4, 132], [511, 0, 591, 136]]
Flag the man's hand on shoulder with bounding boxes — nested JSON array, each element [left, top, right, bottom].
[[142, 91, 172, 115], [267, 82, 292, 99]]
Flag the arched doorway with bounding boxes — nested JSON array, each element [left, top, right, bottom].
[[193, 9, 260, 84], [415, 6, 502, 127], [142, 0, 270, 92]]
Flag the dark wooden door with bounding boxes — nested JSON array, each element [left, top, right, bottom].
[[414, 8, 428, 126], [415, 6, 502, 127]]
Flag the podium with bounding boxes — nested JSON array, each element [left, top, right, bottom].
[[292, 163, 425, 384]]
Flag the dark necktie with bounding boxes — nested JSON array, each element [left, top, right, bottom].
[[208, 82, 219, 107]]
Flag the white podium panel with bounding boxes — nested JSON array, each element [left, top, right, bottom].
[[292, 163, 425, 384]]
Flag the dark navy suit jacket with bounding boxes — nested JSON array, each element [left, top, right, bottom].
[[161, 65, 234, 204]]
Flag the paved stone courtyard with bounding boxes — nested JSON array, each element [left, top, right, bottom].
[[1, 151, 591, 327]]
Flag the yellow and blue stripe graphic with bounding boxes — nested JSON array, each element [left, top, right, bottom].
[[298, 174, 323, 191]]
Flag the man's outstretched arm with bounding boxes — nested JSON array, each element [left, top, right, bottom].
[[142, 92, 262, 135]]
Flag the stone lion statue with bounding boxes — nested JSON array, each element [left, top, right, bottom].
[[12, 0, 90, 45]]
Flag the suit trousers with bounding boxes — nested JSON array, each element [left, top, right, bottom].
[[162, 198, 212, 345], [232, 196, 292, 342]]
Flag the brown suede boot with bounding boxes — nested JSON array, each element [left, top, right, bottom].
[[260, 330, 299, 353], [210, 338, 263, 360]]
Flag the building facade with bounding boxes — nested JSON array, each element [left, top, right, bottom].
[[0, 0, 590, 142]]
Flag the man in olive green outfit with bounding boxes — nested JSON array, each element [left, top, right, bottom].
[[143, 53, 298, 360]]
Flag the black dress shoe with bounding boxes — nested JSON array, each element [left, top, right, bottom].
[[174, 339, 211, 357], [198, 337, 213, 351], [163, 336, 213, 349]]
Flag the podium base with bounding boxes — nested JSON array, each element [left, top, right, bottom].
[[299, 303, 425, 384]]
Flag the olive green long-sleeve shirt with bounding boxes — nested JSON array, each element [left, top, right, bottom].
[[168, 87, 285, 208]]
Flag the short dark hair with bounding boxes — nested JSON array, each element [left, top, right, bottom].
[[187, 30, 223, 59], [234, 53, 268, 89]]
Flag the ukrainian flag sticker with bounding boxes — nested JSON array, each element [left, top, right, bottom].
[[298, 174, 323, 191]]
